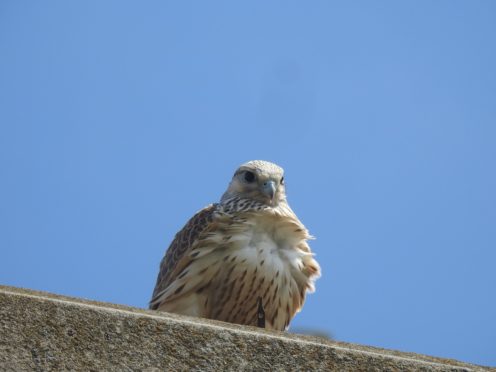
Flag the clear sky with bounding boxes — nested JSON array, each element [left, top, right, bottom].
[[1, 1, 495, 367]]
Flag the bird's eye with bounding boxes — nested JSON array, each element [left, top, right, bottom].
[[280, 176, 285, 185], [244, 171, 255, 183]]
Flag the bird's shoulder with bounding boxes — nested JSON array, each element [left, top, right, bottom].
[[162, 202, 220, 270], [150, 203, 220, 308]]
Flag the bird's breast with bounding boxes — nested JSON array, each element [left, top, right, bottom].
[[208, 212, 310, 330], [237, 215, 304, 271]]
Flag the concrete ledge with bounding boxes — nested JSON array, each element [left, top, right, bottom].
[[0, 285, 491, 371]]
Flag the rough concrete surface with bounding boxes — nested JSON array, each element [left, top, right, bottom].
[[0, 285, 492, 371]]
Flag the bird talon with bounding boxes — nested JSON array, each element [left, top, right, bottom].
[[257, 296, 265, 328]]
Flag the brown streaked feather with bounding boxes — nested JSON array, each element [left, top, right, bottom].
[[149, 161, 321, 331], [149, 204, 217, 309]]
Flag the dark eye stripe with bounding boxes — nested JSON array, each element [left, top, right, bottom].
[[280, 176, 284, 185]]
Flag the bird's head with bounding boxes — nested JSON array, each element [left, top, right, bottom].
[[221, 160, 286, 207]]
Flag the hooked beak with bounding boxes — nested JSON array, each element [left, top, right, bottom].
[[262, 180, 276, 202]]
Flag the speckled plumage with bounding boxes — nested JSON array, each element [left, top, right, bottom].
[[150, 160, 320, 331]]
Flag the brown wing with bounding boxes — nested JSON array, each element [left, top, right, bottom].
[[149, 204, 218, 309]]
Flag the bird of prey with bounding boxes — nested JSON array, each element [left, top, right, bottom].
[[150, 160, 320, 331]]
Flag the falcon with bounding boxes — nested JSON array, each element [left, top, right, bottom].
[[149, 160, 320, 331]]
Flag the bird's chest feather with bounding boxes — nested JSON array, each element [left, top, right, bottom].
[[234, 215, 304, 274], [209, 213, 308, 330]]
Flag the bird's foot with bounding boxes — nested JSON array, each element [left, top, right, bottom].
[[257, 296, 265, 328]]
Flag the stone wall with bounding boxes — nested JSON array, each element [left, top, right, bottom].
[[0, 285, 491, 371]]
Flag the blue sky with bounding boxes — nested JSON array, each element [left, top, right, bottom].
[[1, 1, 495, 367]]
